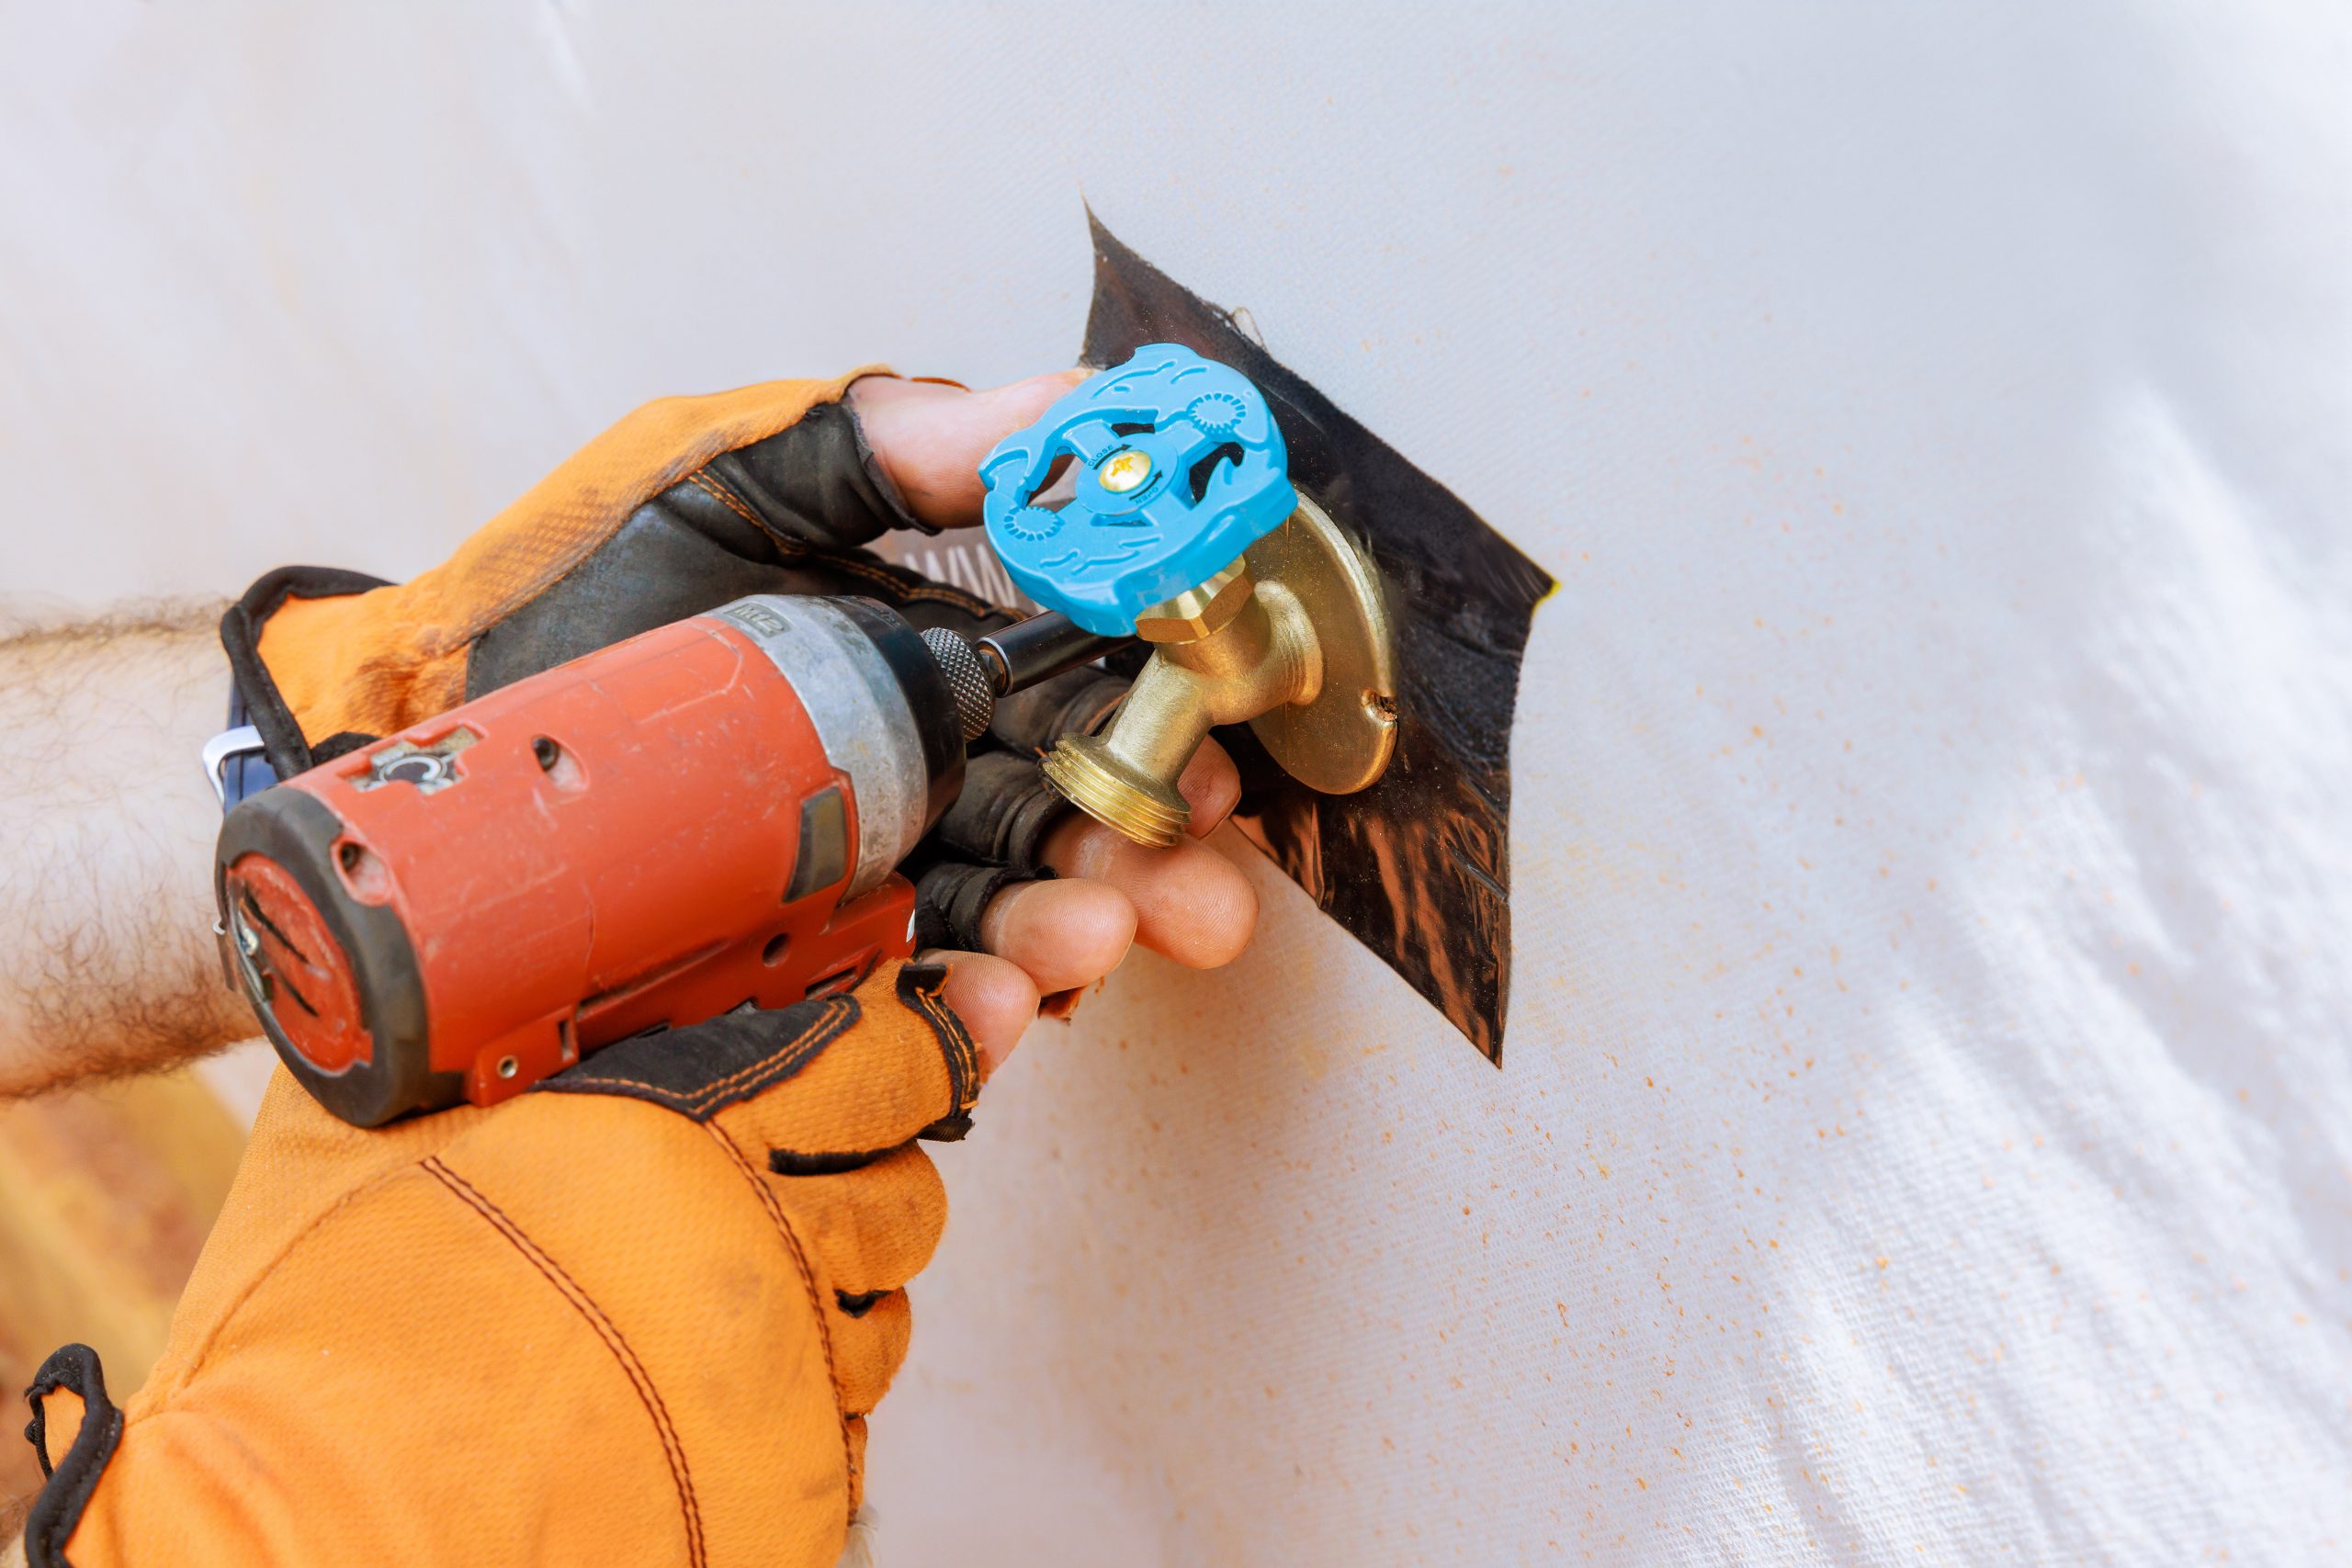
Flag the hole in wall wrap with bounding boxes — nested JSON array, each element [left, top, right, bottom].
[[1081, 212, 1552, 1065]]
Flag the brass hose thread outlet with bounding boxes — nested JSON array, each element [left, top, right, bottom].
[[1041, 495, 1398, 848]]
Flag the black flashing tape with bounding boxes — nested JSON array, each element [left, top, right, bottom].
[[1081, 214, 1553, 1065]]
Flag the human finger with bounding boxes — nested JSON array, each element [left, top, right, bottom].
[[1040, 818, 1258, 970], [920, 949, 1041, 1076], [1177, 737, 1243, 838], [849, 370, 1086, 530], [976, 877, 1137, 994]]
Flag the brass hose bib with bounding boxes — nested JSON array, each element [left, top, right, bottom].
[[1042, 496, 1398, 846]]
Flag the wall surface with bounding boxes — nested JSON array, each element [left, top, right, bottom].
[[5, 4, 2349, 1562]]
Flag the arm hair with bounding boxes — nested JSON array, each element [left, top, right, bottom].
[[0, 604, 256, 1099]]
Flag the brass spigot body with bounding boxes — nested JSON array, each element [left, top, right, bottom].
[[1041, 497, 1396, 847]]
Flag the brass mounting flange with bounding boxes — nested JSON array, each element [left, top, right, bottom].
[[1041, 495, 1398, 847]]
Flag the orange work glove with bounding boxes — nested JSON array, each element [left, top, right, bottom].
[[18, 961, 979, 1567]]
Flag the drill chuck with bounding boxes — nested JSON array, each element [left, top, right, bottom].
[[920, 626, 997, 743], [920, 613, 1131, 743]]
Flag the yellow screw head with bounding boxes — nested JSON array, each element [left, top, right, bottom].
[[1097, 449, 1153, 494]]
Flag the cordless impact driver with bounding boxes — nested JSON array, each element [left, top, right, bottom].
[[214, 595, 1115, 1126]]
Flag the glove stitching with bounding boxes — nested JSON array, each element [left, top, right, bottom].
[[807, 548, 997, 615], [926, 989, 979, 1108], [423, 1156, 708, 1568], [551, 998, 856, 1115], [153, 1157, 435, 1404], [698, 1123, 861, 1529], [896, 966, 980, 1110], [686, 470, 805, 553], [775, 540, 997, 611], [695, 474, 813, 562], [683, 468, 991, 615], [686, 461, 996, 616]]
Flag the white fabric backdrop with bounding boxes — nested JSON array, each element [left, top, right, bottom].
[[5, 4, 2348, 1562]]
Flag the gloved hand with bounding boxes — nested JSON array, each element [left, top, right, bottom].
[[217, 368, 1258, 974], [18, 961, 998, 1566], [11, 369, 1261, 1567]]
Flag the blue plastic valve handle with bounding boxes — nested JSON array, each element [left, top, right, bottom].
[[978, 344, 1298, 636]]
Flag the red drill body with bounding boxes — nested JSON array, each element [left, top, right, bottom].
[[216, 594, 971, 1127]]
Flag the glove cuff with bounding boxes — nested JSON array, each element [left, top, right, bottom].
[[17, 1344, 122, 1568], [219, 564, 395, 780]]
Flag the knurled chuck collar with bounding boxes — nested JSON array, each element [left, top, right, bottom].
[[920, 626, 996, 743]]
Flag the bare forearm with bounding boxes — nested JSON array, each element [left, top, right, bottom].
[[0, 605, 254, 1098]]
